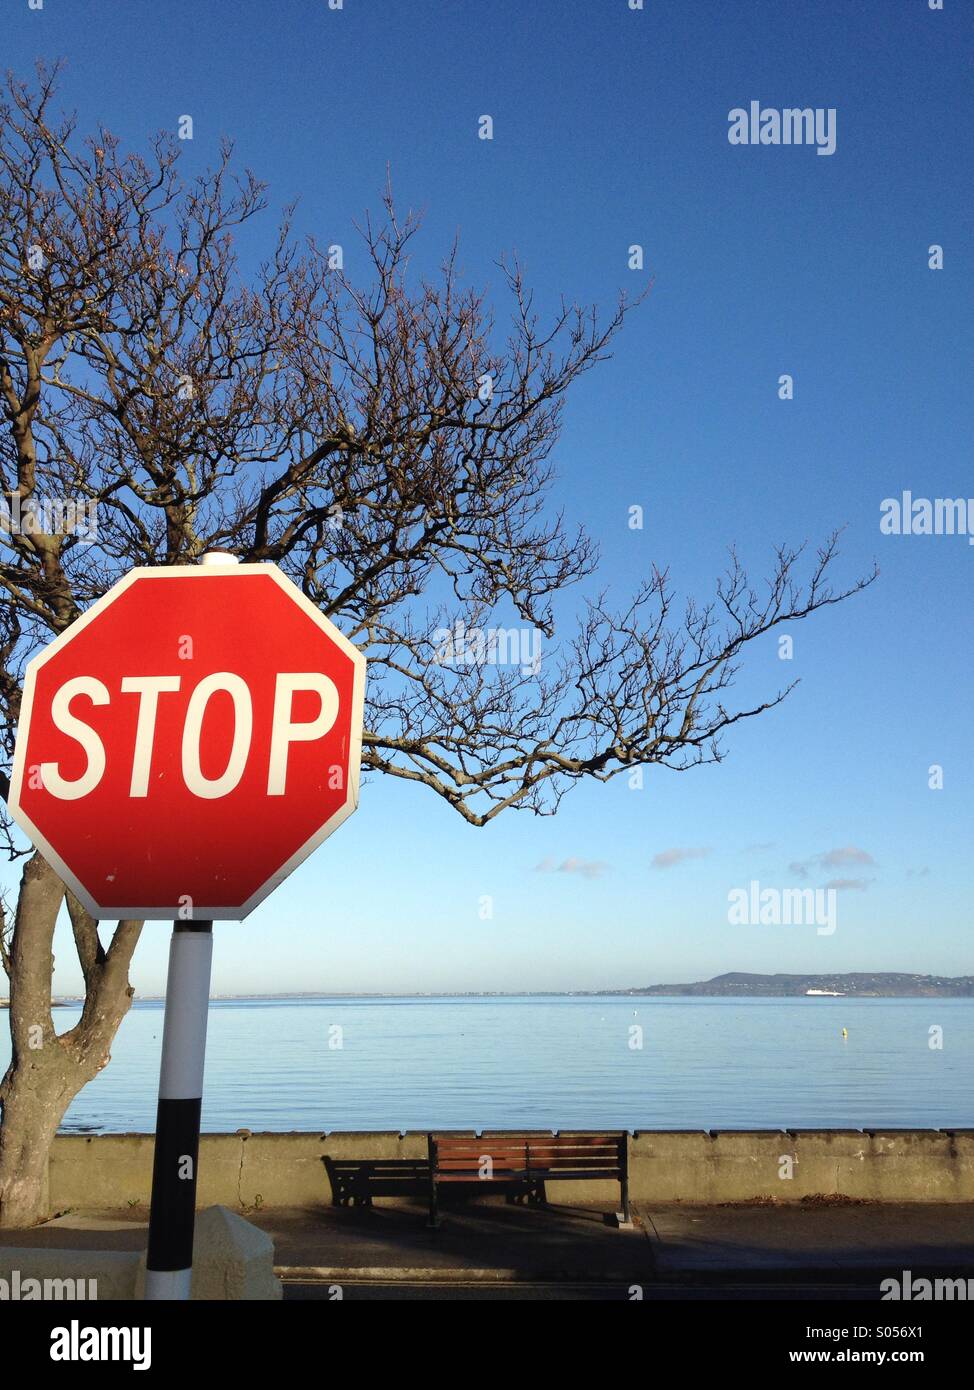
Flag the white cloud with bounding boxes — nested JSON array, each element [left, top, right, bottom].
[[652, 846, 712, 870], [791, 846, 876, 878], [534, 856, 608, 880]]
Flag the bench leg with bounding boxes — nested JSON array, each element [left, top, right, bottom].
[[621, 1173, 632, 1226], [427, 1179, 441, 1229]]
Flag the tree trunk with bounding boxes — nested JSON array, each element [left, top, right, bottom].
[[0, 1061, 70, 1227], [0, 852, 142, 1229]]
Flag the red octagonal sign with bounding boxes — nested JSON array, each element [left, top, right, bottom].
[[8, 563, 366, 920]]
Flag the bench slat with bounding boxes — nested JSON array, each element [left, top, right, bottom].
[[434, 1135, 619, 1147], [434, 1149, 620, 1156], [435, 1156, 620, 1169], [436, 1169, 621, 1182], [433, 1144, 621, 1156], [327, 1163, 429, 1173]]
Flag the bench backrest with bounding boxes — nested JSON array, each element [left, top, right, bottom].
[[429, 1132, 625, 1176]]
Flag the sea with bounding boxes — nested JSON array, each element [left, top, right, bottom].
[[2, 994, 971, 1134]]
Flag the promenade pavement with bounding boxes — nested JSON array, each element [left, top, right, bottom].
[[3, 1199, 973, 1297]]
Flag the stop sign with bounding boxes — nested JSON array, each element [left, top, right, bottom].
[[7, 562, 366, 920]]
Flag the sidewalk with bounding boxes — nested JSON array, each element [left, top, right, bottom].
[[4, 1199, 974, 1290], [644, 1201, 974, 1281], [0, 1200, 652, 1284]]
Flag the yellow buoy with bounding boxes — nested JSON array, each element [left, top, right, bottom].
[[841, 1028, 848, 1039]]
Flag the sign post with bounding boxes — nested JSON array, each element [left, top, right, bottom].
[[8, 552, 366, 1300], [145, 918, 213, 1299]]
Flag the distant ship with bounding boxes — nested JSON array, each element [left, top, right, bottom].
[[806, 988, 845, 996]]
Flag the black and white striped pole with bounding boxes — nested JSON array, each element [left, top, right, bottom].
[[144, 918, 214, 1299]]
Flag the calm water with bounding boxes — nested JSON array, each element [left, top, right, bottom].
[[4, 995, 972, 1133]]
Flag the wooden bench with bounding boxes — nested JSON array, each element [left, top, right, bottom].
[[323, 1156, 430, 1207], [427, 1132, 629, 1227]]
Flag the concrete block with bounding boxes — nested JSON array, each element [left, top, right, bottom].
[[135, 1205, 282, 1300]]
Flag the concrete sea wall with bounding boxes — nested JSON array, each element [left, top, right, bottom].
[[48, 1129, 974, 1213]]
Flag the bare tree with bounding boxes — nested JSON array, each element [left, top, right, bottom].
[[0, 68, 874, 1227]]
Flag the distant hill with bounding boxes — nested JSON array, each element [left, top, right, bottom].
[[618, 972, 974, 998], [4, 976, 971, 1004]]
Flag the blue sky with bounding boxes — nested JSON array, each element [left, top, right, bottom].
[[3, 0, 972, 995]]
